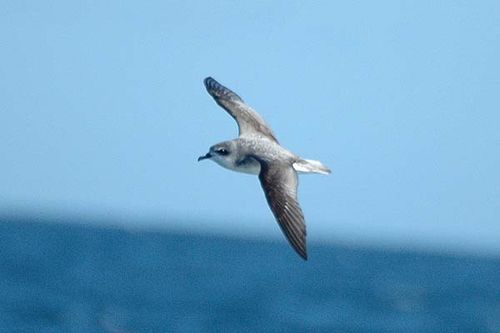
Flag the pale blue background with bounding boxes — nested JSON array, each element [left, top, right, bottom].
[[1, 1, 499, 254]]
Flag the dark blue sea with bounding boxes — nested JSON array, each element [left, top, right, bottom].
[[1, 215, 500, 333]]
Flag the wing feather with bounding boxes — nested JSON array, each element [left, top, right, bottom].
[[258, 162, 307, 260], [204, 77, 279, 143]]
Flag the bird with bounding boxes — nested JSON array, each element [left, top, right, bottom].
[[198, 77, 331, 260]]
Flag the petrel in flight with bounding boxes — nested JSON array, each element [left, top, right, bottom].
[[198, 77, 331, 260]]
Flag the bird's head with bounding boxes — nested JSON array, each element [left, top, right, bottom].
[[198, 141, 238, 169]]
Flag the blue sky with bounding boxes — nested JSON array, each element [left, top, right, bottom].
[[1, 1, 499, 254]]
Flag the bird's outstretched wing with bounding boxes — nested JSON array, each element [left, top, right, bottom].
[[204, 77, 278, 143], [258, 161, 307, 260]]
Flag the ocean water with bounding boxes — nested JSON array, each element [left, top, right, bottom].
[[1, 216, 500, 333]]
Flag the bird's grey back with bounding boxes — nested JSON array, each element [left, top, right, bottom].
[[237, 136, 297, 166]]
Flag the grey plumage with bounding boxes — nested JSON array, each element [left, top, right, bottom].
[[204, 78, 279, 143], [199, 77, 330, 260]]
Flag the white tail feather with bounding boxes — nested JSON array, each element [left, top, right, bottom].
[[293, 159, 331, 175]]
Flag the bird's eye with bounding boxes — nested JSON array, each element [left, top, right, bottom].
[[216, 148, 229, 155]]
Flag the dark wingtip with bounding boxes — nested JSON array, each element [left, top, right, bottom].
[[297, 247, 308, 261], [203, 77, 243, 102], [204, 77, 220, 93], [203, 77, 214, 87]]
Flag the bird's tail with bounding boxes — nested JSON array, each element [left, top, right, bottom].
[[293, 159, 331, 175]]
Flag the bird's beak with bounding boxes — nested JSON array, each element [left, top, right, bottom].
[[198, 152, 212, 162]]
